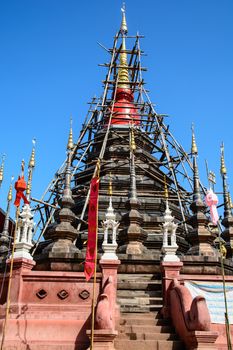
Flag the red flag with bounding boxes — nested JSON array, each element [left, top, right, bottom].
[[14, 176, 29, 207], [84, 177, 100, 281]]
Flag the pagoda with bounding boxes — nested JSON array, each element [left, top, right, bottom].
[[0, 6, 233, 350]]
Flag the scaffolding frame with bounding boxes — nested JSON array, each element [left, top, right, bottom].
[[31, 30, 207, 244]]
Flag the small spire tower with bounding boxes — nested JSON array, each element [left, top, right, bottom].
[[220, 144, 233, 257], [42, 122, 79, 258], [0, 183, 13, 262], [188, 126, 216, 256], [119, 126, 147, 254]]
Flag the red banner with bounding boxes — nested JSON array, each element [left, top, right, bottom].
[[84, 177, 100, 281]]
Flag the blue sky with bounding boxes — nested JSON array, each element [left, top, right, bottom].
[[0, 0, 233, 214]]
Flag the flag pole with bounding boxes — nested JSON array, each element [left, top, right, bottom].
[[90, 160, 100, 350], [0, 206, 19, 350]]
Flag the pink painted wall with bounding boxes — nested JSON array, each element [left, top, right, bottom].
[[0, 261, 101, 350]]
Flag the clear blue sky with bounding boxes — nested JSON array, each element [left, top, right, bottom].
[[0, 0, 233, 214]]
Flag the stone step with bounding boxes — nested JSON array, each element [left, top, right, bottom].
[[119, 312, 159, 318], [117, 280, 162, 290], [114, 339, 184, 350], [119, 312, 170, 326], [118, 296, 163, 306], [157, 340, 184, 350], [120, 305, 163, 313], [119, 332, 178, 341], [118, 273, 161, 280], [118, 324, 174, 334], [119, 316, 170, 326], [117, 290, 162, 297]]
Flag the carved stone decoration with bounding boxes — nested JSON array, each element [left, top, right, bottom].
[[102, 197, 119, 260], [36, 289, 48, 299], [95, 277, 113, 330], [57, 290, 69, 300], [162, 201, 180, 262], [79, 289, 90, 300], [14, 204, 34, 260], [95, 294, 113, 330]]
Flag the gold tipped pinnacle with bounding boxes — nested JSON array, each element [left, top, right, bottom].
[[228, 192, 233, 209], [26, 139, 36, 197], [108, 173, 113, 196], [7, 184, 13, 202], [29, 148, 35, 168], [220, 143, 227, 175], [0, 164, 4, 184], [118, 5, 130, 88], [130, 127, 136, 152], [118, 37, 130, 88], [29, 138, 36, 168], [67, 117, 74, 151], [191, 124, 198, 155], [120, 3, 128, 34], [21, 159, 25, 177], [26, 170, 32, 196], [164, 175, 169, 199], [0, 155, 5, 185]]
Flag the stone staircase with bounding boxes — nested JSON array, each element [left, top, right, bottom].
[[115, 273, 184, 350]]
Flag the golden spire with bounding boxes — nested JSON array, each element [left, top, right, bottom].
[[228, 192, 233, 209], [191, 124, 198, 155], [7, 183, 13, 202], [130, 127, 136, 152], [0, 154, 5, 185], [108, 173, 113, 196], [29, 139, 36, 168], [220, 142, 227, 175], [118, 5, 130, 88], [26, 139, 36, 197], [164, 175, 169, 199], [26, 170, 32, 196], [67, 116, 74, 151], [120, 3, 128, 34]]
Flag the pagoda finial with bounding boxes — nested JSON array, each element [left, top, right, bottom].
[[220, 142, 227, 175], [63, 127, 74, 201], [108, 173, 113, 197], [67, 116, 74, 151], [7, 181, 13, 202], [130, 126, 136, 152], [118, 4, 130, 88], [191, 123, 198, 155], [0, 154, 6, 187], [120, 3, 128, 34], [164, 175, 169, 200], [21, 159, 25, 177], [220, 143, 231, 219], [29, 139, 36, 168], [190, 126, 201, 203], [228, 192, 233, 210], [26, 139, 36, 198]]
